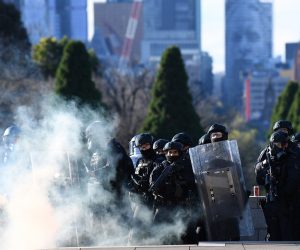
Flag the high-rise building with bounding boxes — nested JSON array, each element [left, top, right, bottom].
[[2, 0, 21, 9], [141, 0, 201, 62], [286, 42, 299, 67], [246, 70, 288, 123], [20, 0, 49, 44], [9, 0, 88, 44], [89, 1, 143, 62], [3, 0, 49, 44], [225, 0, 273, 109], [200, 52, 213, 95], [46, 0, 87, 42], [295, 45, 300, 82]]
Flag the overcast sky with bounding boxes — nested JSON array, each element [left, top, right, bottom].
[[202, 0, 300, 73]]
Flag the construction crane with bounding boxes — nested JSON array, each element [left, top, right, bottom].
[[119, 0, 143, 69]]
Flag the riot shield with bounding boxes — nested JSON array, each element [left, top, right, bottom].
[[189, 140, 254, 240]]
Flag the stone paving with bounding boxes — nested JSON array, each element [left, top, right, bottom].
[[42, 242, 300, 250]]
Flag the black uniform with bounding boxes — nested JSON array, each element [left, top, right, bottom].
[[255, 131, 300, 240], [128, 133, 163, 243], [171, 133, 206, 243], [149, 142, 201, 244], [84, 122, 134, 242], [130, 151, 162, 205]]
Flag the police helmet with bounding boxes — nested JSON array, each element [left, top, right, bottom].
[[3, 125, 21, 138], [272, 120, 293, 135], [135, 133, 154, 147], [163, 141, 183, 152], [291, 132, 300, 143], [198, 133, 211, 145], [85, 121, 103, 139], [153, 139, 168, 151], [171, 132, 192, 147], [3, 125, 21, 147], [207, 123, 228, 140], [207, 124, 228, 135], [270, 131, 289, 144]]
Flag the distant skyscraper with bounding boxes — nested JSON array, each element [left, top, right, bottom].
[[141, 0, 201, 62], [89, 1, 143, 62], [20, 0, 49, 44], [46, 0, 87, 42], [247, 70, 288, 122], [286, 42, 299, 67], [295, 44, 300, 82], [225, 0, 273, 109], [11, 0, 87, 44], [2, 0, 21, 9]]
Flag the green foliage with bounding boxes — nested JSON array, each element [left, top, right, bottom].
[[270, 81, 299, 132], [287, 84, 300, 131], [141, 46, 204, 142], [0, 1, 30, 48], [55, 40, 103, 108], [32, 37, 64, 78], [33, 36, 101, 78], [229, 128, 261, 189]]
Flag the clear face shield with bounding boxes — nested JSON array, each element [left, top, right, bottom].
[[3, 135, 18, 150], [129, 138, 141, 156]]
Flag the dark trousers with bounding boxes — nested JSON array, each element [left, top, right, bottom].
[[262, 201, 292, 241], [208, 218, 240, 241]]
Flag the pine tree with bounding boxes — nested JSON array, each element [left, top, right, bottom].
[[270, 81, 299, 130], [141, 46, 204, 142], [32, 37, 64, 78], [287, 83, 300, 131], [0, 1, 30, 48], [55, 40, 103, 108], [33, 37, 100, 78]]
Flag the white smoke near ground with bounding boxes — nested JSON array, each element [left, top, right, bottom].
[[0, 94, 189, 249]]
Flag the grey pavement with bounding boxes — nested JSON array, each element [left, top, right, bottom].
[[42, 242, 300, 250]]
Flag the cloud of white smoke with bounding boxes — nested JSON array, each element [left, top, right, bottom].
[[0, 94, 189, 249]]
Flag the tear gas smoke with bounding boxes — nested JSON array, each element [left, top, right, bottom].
[[0, 95, 189, 249]]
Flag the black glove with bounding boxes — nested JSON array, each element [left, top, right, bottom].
[[138, 180, 148, 191]]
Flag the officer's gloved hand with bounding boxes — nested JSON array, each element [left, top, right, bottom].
[[270, 147, 287, 162], [255, 160, 267, 172], [138, 180, 148, 191]]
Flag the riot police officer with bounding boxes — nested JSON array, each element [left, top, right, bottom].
[[171, 132, 196, 192], [205, 123, 241, 240], [255, 131, 300, 240], [128, 133, 162, 243], [207, 123, 228, 143], [171, 132, 204, 243], [129, 133, 161, 202], [149, 141, 200, 244], [153, 139, 168, 159], [84, 121, 134, 241], [85, 121, 133, 197], [255, 120, 297, 185]]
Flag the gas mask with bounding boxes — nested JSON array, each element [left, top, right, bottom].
[[165, 149, 181, 163], [140, 148, 155, 159], [166, 155, 181, 163], [210, 132, 227, 143], [271, 145, 287, 161]]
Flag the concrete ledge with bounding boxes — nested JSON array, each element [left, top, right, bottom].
[[41, 242, 300, 250]]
